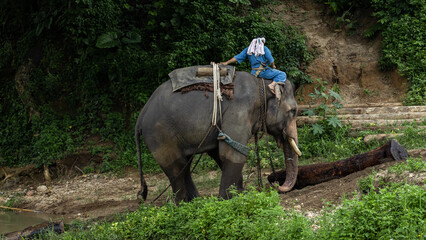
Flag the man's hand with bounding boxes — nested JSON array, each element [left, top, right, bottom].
[[220, 57, 237, 66]]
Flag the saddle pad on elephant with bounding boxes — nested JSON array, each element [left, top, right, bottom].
[[169, 65, 235, 92]]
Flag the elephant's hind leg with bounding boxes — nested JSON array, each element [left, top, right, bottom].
[[183, 159, 200, 200], [161, 156, 199, 203]]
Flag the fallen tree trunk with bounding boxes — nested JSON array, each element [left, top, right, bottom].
[[363, 132, 426, 143], [268, 139, 409, 190], [3, 220, 64, 240]]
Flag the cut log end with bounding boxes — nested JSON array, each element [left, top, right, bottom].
[[390, 139, 409, 161]]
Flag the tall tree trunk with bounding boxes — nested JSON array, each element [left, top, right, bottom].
[[14, 58, 40, 121]]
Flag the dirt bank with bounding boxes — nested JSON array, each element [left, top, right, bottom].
[[273, 0, 408, 104]]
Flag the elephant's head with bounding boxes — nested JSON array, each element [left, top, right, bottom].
[[265, 80, 301, 193]]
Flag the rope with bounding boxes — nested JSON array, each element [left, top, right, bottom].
[[253, 78, 277, 187], [211, 62, 223, 126], [254, 134, 263, 189], [0, 205, 40, 213], [217, 132, 250, 156]]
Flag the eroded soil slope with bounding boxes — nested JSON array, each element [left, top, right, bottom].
[[272, 0, 408, 104]]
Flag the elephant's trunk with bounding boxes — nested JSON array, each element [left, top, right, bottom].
[[275, 120, 300, 193]]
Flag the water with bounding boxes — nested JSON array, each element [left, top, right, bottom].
[[0, 211, 63, 235]]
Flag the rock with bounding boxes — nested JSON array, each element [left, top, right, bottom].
[[26, 190, 35, 196], [36, 185, 48, 193], [294, 205, 302, 211]]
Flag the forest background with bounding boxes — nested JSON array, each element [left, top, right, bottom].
[[0, 0, 425, 172]]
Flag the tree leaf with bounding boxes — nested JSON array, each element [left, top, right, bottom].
[[312, 124, 324, 135], [96, 32, 120, 48], [122, 31, 142, 44], [329, 89, 343, 102], [303, 109, 315, 117], [327, 116, 342, 128]]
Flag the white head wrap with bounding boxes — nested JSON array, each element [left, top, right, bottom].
[[247, 37, 265, 57]]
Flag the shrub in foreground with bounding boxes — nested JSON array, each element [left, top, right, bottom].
[[53, 189, 314, 240], [317, 183, 426, 239]]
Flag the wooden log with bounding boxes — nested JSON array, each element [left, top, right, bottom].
[[268, 140, 409, 189], [298, 102, 403, 110], [349, 125, 426, 136], [3, 220, 64, 240], [363, 132, 426, 143], [297, 112, 425, 121], [297, 118, 422, 127], [298, 105, 426, 116], [197, 67, 227, 76]]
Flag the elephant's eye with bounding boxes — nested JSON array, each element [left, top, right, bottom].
[[289, 108, 297, 116]]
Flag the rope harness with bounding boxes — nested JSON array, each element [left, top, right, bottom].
[[253, 78, 279, 189], [212, 62, 250, 156]]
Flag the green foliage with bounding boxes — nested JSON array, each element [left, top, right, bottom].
[[50, 189, 315, 239], [0, 0, 312, 170], [317, 0, 371, 14], [303, 79, 343, 138], [388, 156, 426, 174], [33, 122, 75, 166], [317, 184, 426, 239], [373, 0, 426, 105]]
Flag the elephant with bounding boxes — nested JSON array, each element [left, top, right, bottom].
[[135, 70, 301, 202]]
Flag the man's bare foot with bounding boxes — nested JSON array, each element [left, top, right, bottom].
[[268, 82, 276, 94]]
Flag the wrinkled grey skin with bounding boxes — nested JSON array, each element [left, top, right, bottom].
[[135, 71, 299, 202]]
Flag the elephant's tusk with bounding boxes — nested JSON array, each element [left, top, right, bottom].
[[288, 138, 302, 157]]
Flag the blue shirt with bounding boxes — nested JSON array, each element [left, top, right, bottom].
[[234, 46, 274, 75]]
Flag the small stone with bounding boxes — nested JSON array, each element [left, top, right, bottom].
[[294, 205, 302, 210], [37, 185, 48, 193], [26, 190, 35, 196]]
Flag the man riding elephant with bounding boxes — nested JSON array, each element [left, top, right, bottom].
[[220, 36, 287, 95]]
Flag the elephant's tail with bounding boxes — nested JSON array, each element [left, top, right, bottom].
[[135, 130, 148, 201]]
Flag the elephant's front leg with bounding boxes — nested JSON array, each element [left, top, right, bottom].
[[218, 142, 245, 199]]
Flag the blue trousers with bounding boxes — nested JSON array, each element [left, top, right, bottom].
[[256, 68, 287, 83]]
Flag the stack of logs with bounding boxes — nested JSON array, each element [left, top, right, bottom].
[[297, 103, 426, 130]]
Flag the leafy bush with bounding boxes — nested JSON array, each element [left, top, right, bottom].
[[318, 183, 426, 239], [388, 156, 426, 174], [374, 1, 426, 105], [49, 189, 315, 239], [33, 123, 75, 166], [302, 79, 343, 136]]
